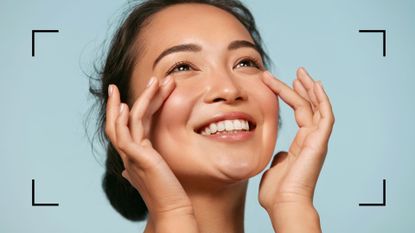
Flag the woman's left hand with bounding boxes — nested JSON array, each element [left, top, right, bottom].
[[258, 67, 335, 213]]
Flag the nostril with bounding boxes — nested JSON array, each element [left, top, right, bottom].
[[213, 97, 226, 102], [212, 96, 243, 103]]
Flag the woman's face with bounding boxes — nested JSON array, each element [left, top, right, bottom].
[[130, 3, 278, 184]]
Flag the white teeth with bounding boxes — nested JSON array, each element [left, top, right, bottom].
[[234, 120, 242, 130], [210, 123, 218, 134], [205, 127, 211, 135], [217, 121, 225, 131], [200, 119, 251, 135], [225, 120, 233, 131]]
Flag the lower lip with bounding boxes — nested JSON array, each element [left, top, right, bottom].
[[200, 130, 254, 142]]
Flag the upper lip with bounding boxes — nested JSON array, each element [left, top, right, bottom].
[[194, 111, 257, 134]]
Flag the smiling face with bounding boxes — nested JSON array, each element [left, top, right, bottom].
[[130, 3, 278, 186]]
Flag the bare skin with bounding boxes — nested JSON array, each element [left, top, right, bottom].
[[105, 3, 334, 233]]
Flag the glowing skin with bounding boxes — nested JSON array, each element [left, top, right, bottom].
[[106, 3, 334, 233], [130, 5, 278, 188]]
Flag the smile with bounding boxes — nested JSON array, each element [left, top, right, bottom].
[[194, 112, 257, 142], [200, 119, 250, 135]]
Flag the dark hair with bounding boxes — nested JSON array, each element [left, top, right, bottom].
[[88, 0, 272, 222]]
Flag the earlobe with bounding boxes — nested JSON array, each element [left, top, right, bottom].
[[121, 170, 131, 183]]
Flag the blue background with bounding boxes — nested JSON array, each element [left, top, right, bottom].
[[1, 0, 414, 232]]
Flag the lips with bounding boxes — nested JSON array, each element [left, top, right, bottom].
[[194, 112, 257, 135]]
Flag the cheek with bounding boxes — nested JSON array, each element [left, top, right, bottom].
[[149, 84, 198, 153], [247, 79, 279, 164], [260, 86, 279, 120], [245, 77, 279, 121]]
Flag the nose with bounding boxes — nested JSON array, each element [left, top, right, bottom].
[[203, 71, 248, 104]]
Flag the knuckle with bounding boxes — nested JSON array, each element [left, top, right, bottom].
[[117, 140, 129, 152], [117, 137, 130, 152], [328, 113, 335, 125], [104, 125, 112, 137]]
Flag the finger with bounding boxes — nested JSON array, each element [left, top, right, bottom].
[[314, 82, 335, 140], [284, 146, 325, 198], [131, 76, 175, 143], [293, 79, 322, 124], [263, 71, 313, 127], [146, 76, 176, 116], [293, 79, 315, 111], [259, 151, 290, 199], [105, 84, 121, 144], [297, 67, 319, 108], [115, 103, 142, 163], [128, 77, 160, 143]]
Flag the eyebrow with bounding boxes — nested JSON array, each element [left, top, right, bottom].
[[152, 40, 259, 69]]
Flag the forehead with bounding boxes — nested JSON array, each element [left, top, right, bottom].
[[138, 3, 254, 54]]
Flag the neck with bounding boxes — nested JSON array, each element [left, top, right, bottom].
[[144, 179, 248, 233]]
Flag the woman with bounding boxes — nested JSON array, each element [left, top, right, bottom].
[[89, 0, 334, 232]]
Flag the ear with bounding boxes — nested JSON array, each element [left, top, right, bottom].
[[121, 170, 131, 183]]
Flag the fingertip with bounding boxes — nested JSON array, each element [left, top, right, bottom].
[[146, 77, 156, 88], [107, 84, 122, 107], [108, 84, 114, 97], [263, 70, 273, 80], [297, 67, 304, 76], [163, 75, 176, 89], [161, 75, 172, 86], [119, 103, 131, 118], [119, 103, 125, 113], [299, 67, 308, 76], [299, 67, 316, 83]]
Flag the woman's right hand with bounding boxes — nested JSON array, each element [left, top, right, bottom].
[[105, 76, 198, 230]]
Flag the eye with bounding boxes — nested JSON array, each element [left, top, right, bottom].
[[166, 61, 194, 75], [234, 57, 261, 69]]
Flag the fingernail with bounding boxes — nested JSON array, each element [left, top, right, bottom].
[[108, 85, 113, 97], [119, 104, 125, 113], [162, 76, 171, 86], [146, 77, 155, 88], [302, 67, 312, 78], [301, 67, 308, 74]]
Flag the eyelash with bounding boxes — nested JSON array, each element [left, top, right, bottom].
[[165, 56, 262, 75], [235, 56, 262, 69], [166, 61, 194, 75]]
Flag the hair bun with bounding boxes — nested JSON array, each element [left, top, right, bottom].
[[102, 166, 148, 221]]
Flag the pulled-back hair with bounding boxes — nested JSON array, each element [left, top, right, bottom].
[[88, 0, 271, 221]]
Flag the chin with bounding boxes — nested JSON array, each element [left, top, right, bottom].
[[218, 165, 260, 182], [213, 151, 271, 182]]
